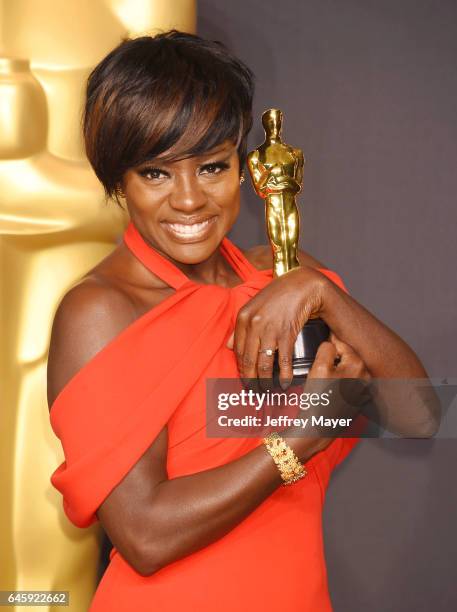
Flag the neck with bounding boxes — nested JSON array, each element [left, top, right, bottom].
[[127, 223, 242, 288], [175, 247, 236, 286]]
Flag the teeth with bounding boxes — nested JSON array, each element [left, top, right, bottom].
[[167, 219, 212, 235]]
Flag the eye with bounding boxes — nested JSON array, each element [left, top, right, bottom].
[[200, 161, 230, 175], [138, 167, 169, 181]]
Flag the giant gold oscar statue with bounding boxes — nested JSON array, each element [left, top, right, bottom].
[[247, 109, 330, 378], [0, 2, 196, 611]]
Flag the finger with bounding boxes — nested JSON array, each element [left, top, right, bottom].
[[257, 332, 277, 388], [329, 335, 359, 368], [348, 357, 371, 381], [277, 334, 294, 390], [239, 331, 261, 388], [329, 331, 339, 344], [226, 331, 235, 350], [333, 342, 369, 380], [308, 341, 338, 378], [233, 307, 249, 372], [329, 333, 356, 358], [314, 340, 338, 365]]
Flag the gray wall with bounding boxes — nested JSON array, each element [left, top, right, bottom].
[[198, 1, 457, 610]]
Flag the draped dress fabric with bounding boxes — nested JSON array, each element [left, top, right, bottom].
[[49, 221, 361, 612]]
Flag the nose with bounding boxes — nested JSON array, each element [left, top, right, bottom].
[[168, 172, 207, 213]]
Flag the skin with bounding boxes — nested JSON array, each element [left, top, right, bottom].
[[47, 139, 438, 577]]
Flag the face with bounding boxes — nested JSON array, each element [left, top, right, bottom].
[[121, 140, 241, 265]]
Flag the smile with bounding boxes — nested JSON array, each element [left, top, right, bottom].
[[162, 216, 217, 242]]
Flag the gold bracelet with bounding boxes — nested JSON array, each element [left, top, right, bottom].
[[263, 432, 307, 486]]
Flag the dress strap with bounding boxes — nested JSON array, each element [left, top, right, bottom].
[[123, 221, 264, 289], [123, 221, 191, 290], [220, 237, 263, 282]]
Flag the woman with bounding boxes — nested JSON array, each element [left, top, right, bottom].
[[47, 31, 436, 611]]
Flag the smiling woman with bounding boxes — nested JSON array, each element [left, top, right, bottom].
[[47, 30, 436, 612], [122, 141, 241, 266], [82, 31, 251, 268]]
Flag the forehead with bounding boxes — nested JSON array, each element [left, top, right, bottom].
[[148, 140, 238, 165]]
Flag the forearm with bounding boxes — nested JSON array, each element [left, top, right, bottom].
[[140, 437, 322, 574], [321, 279, 427, 378], [320, 279, 440, 435]]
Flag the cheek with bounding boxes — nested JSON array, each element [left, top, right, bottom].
[[212, 178, 240, 214], [230, 192, 241, 221], [125, 181, 166, 215]]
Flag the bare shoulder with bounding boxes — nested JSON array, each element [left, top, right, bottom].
[[47, 276, 136, 410], [243, 244, 327, 270]]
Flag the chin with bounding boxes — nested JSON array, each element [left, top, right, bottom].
[[155, 216, 230, 264], [165, 236, 222, 264]]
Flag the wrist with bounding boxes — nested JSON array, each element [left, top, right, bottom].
[[318, 273, 341, 322], [296, 267, 333, 319], [282, 431, 331, 463], [263, 432, 307, 485]]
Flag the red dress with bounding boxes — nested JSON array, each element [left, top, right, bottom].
[[49, 221, 361, 611]]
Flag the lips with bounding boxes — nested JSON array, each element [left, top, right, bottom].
[[161, 215, 217, 243]]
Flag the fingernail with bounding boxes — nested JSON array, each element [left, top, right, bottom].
[[280, 379, 291, 391]]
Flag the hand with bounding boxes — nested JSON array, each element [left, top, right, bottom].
[[308, 332, 372, 410], [283, 334, 372, 462], [309, 332, 371, 382], [293, 332, 372, 420], [226, 266, 329, 388]]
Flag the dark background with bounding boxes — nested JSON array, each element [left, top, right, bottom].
[[198, 1, 457, 610]]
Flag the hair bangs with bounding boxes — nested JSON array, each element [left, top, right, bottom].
[[83, 31, 254, 203], [142, 91, 243, 164]]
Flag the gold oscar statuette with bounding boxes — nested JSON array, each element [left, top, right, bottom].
[[247, 108, 330, 377]]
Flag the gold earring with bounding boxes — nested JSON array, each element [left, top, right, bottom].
[[239, 174, 245, 185]]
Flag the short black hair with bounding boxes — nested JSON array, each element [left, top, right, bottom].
[[83, 30, 254, 204]]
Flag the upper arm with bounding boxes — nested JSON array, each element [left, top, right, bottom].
[[47, 280, 168, 575], [96, 429, 168, 575], [47, 279, 136, 408]]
